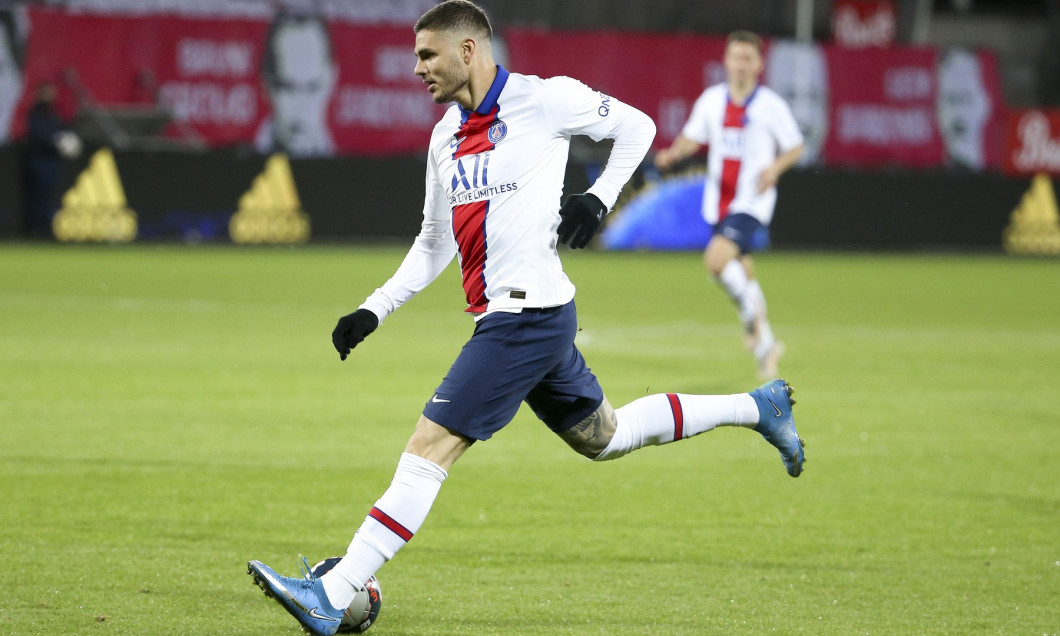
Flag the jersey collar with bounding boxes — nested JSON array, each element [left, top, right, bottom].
[[463, 65, 510, 116], [726, 83, 760, 108]]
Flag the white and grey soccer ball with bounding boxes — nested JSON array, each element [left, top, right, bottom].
[[310, 557, 382, 633]]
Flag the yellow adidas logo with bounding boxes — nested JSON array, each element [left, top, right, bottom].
[[53, 148, 137, 243], [229, 153, 311, 244], [1003, 173, 1060, 256]]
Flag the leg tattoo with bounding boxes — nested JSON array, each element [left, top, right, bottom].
[[556, 397, 616, 459]]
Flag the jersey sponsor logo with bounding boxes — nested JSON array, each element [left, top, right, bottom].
[[430, 394, 451, 403], [597, 93, 612, 117], [448, 151, 518, 206], [451, 152, 489, 191], [487, 119, 507, 143], [720, 128, 745, 157], [449, 182, 518, 206]]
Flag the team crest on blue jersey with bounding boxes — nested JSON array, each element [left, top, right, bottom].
[[487, 120, 507, 144]]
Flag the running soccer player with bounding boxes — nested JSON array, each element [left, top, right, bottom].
[[655, 31, 804, 379], [247, 5, 805, 634]]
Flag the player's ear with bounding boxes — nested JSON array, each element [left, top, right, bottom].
[[461, 37, 475, 64]]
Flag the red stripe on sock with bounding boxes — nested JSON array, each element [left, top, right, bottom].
[[666, 393, 684, 440], [368, 507, 414, 542]]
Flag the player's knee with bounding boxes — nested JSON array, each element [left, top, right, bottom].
[[556, 399, 618, 460], [704, 249, 727, 277], [705, 237, 739, 276]]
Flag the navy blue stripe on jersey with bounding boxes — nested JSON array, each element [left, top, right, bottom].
[[471, 65, 509, 116]]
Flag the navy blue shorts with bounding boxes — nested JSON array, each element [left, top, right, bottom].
[[714, 212, 771, 254], [422, 301, 604, 441]]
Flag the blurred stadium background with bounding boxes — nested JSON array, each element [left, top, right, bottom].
[[2, 3, 1059, 634], [0, 0, 1057, 251]]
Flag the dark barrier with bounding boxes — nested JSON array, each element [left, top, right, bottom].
[[769, 169, 1032, 249], [0, 145, 1042, 248]]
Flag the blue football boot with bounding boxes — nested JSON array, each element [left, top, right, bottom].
[[750, 379, 805, 477], [248, 558, 344, 636]]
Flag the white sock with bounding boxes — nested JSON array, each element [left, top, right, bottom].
[[717, 259, 748, 305], [754, 320, 776, 360], [746, 279, 766, 314], [718, 260, 757, 326], [320, 452, 448, 609], [594, 393, 760, 461]]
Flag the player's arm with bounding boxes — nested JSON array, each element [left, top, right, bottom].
[[332, 157, 457, 360], [756, 143, 803, 193], [545, 77, 656, 248], [653, 134, 703, 172], [757, 92, 806, 193]]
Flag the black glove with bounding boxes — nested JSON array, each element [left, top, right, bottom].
[[331, 309, 379, 361], [557, 192, 607, 249]]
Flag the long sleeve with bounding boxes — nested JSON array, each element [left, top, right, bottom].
[[359, 154, 457, 323], [584, 100, 656, 209], [540, 76, 657, 209]]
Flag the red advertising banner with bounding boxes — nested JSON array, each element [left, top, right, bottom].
[[10, 7, 445, 156], [1005, 109, 1060, 175], [2, 8, 1007, 168], [505, 28, 728, 150], [15, 8, 270, 146], [825, 46, 943, 167], [507, 29, 1000, 170], [325, 22, 448, 157], [831, 0, 897, 48]]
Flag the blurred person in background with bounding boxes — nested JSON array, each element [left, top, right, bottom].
[[247, 4, 805, 634], [256, 10, 337, 157], [21, 81, 81, 239], [655, 31, 803, 379]]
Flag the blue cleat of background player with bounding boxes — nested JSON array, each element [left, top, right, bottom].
[[248, 559, 345, 636], [750, 379, 805, 477]]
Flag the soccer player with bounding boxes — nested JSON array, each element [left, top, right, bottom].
[[247, 4, 805, 634], [655, 31, 805, 379]]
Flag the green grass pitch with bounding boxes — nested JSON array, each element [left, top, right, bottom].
[[1, 244, 1057, 635]]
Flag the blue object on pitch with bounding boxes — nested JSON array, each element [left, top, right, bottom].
[[248, 558, 344, 636], [600, 175, 712, 250], [750, 379, 805, 477]]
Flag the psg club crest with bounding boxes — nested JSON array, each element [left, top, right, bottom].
[[487, 120, 507, 144]]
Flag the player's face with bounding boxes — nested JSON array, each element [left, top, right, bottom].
[[723, 41, 763, 91], [414, 29, 469, 105]]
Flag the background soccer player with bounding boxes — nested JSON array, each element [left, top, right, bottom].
[[655, 31, 804, 379], [248, 5, 804, 634]]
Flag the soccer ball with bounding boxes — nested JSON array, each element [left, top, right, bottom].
[[310, 557, 382, 633]]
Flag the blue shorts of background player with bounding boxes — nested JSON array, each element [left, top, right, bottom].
[[422, 301, 603, 441], [714, 212, 771, 255]]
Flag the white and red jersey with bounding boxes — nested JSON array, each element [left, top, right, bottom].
[[360, 67, 655, 320], [682, 83, 803, 225]]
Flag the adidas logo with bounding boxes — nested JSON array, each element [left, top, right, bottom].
[[229, 153, 311, 244], [53, 148, 137, 243], [1003, 173, 1060, 256]]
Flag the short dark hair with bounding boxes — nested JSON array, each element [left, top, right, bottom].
[[414, 0, 492, 41], [727, 30, 763, 55]]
